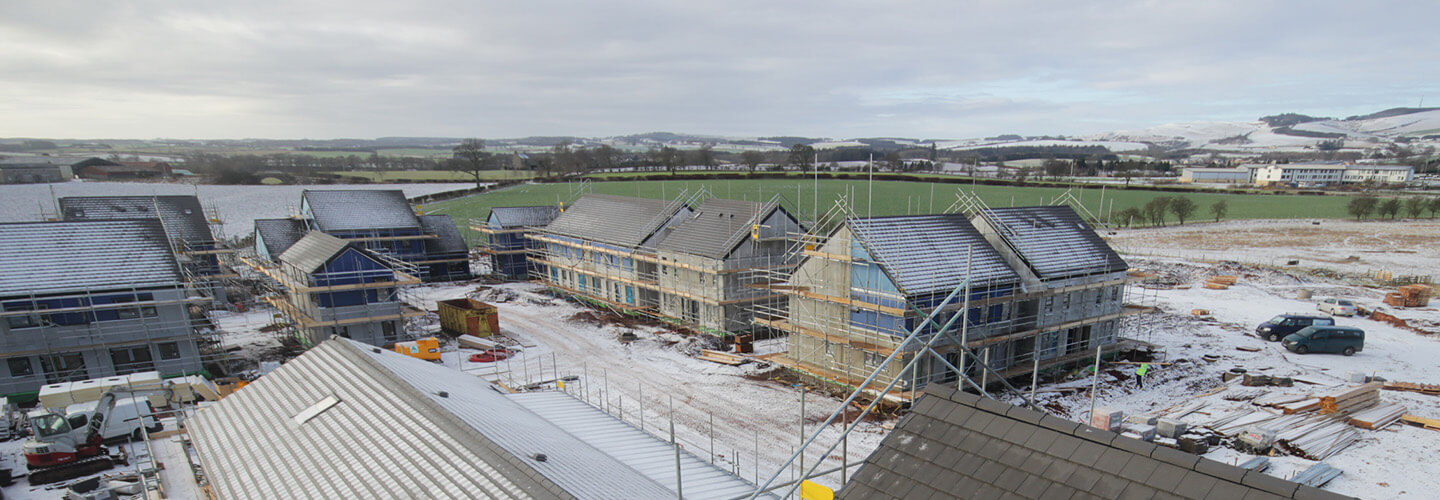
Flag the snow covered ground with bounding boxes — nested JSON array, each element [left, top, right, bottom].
[[0, 181, 474, 236]]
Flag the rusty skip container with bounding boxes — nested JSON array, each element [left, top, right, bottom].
[[438, 298, 500, 337]]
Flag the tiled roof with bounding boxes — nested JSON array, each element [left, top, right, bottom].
[[489, 205, 561, 228], [302, 189, 420, 232], [418, 215, 469, 254], [847, 214, 1020, 296], [0, 220, 181, 297], [839, 385, 1353, 500], [976, 205, 1128, 280], [656, 199, 784, 259], [544, 194, 685, 248], [188, 337, 768, 500], [253, 218, 308, 261], [59, 195, 214, 246], [278, 231, 354, 274]]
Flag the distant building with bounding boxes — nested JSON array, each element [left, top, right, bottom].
[[474, 205, 561, 280], [0, 156, 104, 183], [252, 190, 470, 281], [1341, 165, 1414, 184], [1178, 167, 1251, 184], [188, 337, 770, 499], [76, 160, 172, 180], [0, 220, 210, 399]]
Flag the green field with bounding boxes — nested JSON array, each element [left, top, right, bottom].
[[326, 170, 534, 182], [425, 178, 1360, 244]]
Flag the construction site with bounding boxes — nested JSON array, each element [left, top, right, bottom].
[[2, 185, 1439, 500]]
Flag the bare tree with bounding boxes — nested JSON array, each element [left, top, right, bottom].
[[740, 150, 763, 173], [1169, 197, 1197, 225], [1347, 197, 1378, 220], [787, 144, 815, 171], [1405, 197, 1426, 218], [1209, 200, 1228, 222], [1378, 198, 1403, 219], [450, 138, 490, 188]]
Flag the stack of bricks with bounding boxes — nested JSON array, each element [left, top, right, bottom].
[[1384, 284, 1432, 308]]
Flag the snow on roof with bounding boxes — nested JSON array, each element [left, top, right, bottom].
[[188, 337, 767, 500], [0, 220, 182, 297], [59, 195, 214, 246], [253, 218, 308, 261], [302, 189, 419, 232], [975, 206, 1127, 280], [846, 214, 1020, 295]]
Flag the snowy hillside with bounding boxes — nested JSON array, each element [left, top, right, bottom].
[[1085, 108, 1440, 153]]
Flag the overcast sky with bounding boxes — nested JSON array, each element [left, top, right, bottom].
[[2, 1, 1437, 140]]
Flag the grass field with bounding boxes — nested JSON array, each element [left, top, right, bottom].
[[326, 170, 534, 182], [425, 178, 1360, 243]]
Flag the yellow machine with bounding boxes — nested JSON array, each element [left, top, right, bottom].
[[394, 337, 442, 362]]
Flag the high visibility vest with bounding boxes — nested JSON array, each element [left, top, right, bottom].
[[1136, 364, 1149, 376]]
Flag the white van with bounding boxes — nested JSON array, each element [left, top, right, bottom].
[[65, 396, 163, 442]]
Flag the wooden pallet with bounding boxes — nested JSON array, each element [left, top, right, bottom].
[[1203, 282, 1230, 290], [1384, 381, 1440, 396], [1320, 382, 1382, 414], [1400, 414, 1440, 431], [698, 349, 746, 366]]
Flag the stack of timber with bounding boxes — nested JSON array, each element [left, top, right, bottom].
[[1319, 382, 1381, 415], [1383, 381, 1440, 396], [1278, 398, 1323, 415], [1347, 403, 1407, 430], [1252, 392, 1312, 409], [1385, 284, 1433, 308], [1203, 275, 1238, 290], [698, 349, 747, 366], [1400, 414, 1440, 431], [1275, 418, 1360, 460]]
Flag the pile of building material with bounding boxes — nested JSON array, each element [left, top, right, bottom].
[[1292, 463, 1343, 488], [1400, 414, 1440, 431], [1383, 381, 1440, 396], [1347, 403, 1407, 430], [698, 349, 747, 366], [1203, 275, 1238, 290], [1275, 418, 1359, 460], [1319, 382, 1381, 415], [1370, 310, 1411, 329], [1384, 284, 1433, 308]]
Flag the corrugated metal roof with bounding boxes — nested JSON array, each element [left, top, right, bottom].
[[0, 220, 181, 297], [976, 206, 1127, 280], [544, 194, 683, 248], [59, 195, 214, 246], [490, 206, 561, 228], [303, 189, 420, 232], [253, 218, 308, 261], [418, 215, 469, 254], [655, 199, 779, 259], [187, 339, 567, 500], [838, 385, 1351, 500], [188, 338, 768, 500], [278, 231, 353, 274], [847, 214, 1020, 296], [506, 391, 770, 500]]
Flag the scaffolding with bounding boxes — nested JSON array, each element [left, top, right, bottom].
[[748, 187, 1156, 405], [236, 247, 427, 349], [524, 189, 801, 337]]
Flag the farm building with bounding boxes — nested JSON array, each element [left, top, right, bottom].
[[187, 337, 770, 500], [0, 157, 74, 183], [251, 189, 470, 281], [76, 161, 172, 180], [0, 220, 215, 400], [759, 205, 1135, 401], [246, 231, 423, 347], [1178, 167, 1252, 184], [838, 384, 1351, 500], [529, 194, 801, 335], [472, 205, 560, 280]]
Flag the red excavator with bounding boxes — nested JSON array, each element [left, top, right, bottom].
[[23, 388, 171, 484]]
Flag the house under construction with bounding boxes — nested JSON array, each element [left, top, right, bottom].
[[0, 220, 222, 400], [756, 201, 1139, 401], [528, 193, 801, 335], [252, 189, 470, 282], [245, 230, 425, 348], [472, 205, 560, 280]]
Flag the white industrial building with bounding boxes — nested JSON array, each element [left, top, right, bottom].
[[1179, 167, 1252, 184], [1341, 165, 1415, 184]]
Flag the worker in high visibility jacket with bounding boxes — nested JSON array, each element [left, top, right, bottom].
[[1135, 363, 1150, 389]]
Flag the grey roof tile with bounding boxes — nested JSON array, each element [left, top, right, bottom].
[[279, 231, 357, 273], [1074, 425, 1120, 445], [1195, 459, 1249, 484], [1066, 440, 1108, 466], [1240, 470, 1301, 498], [1292, 485, 1352, 500], [847, 214, 1022, 295], [303, 189, 419, 231], [1004, 405, 1047, 424], [1038, 414, 1082, 435], [544, 194, 687, 248], [59, 195, 214, 246], [418, 215, 468, 254], [655, 198, 795, 259], [1116, 482, 1161, 500], [0, 220, 181, 296], [489, 205, 560, 228], [1043, 434, 1083, 459], [975, 205, 1128, 280], [1117, 456, 1162, 483], [1150, 445, 1202, 469], [1146, 462, 1191, 492], [1111, 436, 1158, 457], [253, 218, 308, 260]]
